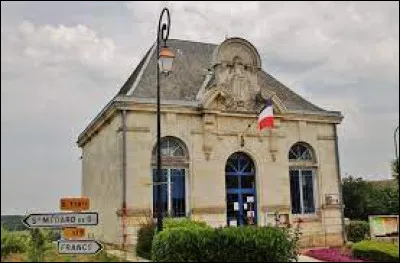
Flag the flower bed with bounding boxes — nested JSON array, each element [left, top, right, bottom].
[[305, 248, 367, 262]]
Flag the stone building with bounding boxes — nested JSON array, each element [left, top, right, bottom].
[[78, 37, 345, 247]]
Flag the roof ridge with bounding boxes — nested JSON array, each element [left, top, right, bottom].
[[167, 38, 218, 46]]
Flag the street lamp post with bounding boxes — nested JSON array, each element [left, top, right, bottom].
[[395, 125, 399, 173], [156, 7, 175, 232]]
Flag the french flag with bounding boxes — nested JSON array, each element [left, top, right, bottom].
[[258, 99, 274, 131]]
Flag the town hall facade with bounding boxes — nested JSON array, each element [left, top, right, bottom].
[[78, 37, 345, 247]]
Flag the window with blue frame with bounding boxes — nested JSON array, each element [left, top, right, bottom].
[[289, 142, 317, 215], [152, 137, 188, 218], [225, 152, 257, 226]]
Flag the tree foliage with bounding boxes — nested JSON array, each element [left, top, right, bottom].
[[342, 176, 399, 221]]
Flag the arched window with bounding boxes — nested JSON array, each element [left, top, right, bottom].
[[288, 142, 315, 162], [152, 137, 188, 218], [288, 142, 317, 215], [225, 152, 257, 227]]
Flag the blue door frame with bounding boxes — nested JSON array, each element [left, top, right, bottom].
[[226, 152, 257, 226]]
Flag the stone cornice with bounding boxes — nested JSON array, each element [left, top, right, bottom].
[[77, 96, 343, 147]]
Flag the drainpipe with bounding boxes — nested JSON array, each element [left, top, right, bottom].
[[121, 110, 127, 253], [334, 124, 346, 244]]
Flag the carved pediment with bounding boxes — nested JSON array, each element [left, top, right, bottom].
[[199, 37, 286, 114]]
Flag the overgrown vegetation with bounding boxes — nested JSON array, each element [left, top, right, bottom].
[[345, 221, 370, 242], [352, 240, 399, 262], [1, 226, 29, 259], [26, 228, 48, 262], [1, 225, 123, 262]]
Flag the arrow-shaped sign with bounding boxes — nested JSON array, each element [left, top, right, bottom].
[[22, 212, 98, 228], [58, 240, 103, 254]]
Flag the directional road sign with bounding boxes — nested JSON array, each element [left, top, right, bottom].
[[22, 212, 98, 228], [63, 227, 86, 239], [58, 240, 103, 254], [60, 197, 90, 211]]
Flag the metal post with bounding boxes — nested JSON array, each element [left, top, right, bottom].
[[156, 7, 171, 232], [394, 125, 399, 240], [395, 125, 399, 171]]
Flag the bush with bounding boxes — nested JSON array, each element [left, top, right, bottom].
[[152, 226, 298, 262], [346, 221, 370, 242], [136, 222, 156, 260], [352, 240, 399, 262], [27, 228, 48, 262], [1, 227, 29, 258], [163, 217, 210, 230], [136, 218, 208, 259]]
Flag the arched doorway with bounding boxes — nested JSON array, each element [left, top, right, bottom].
[[225, 152, 257, 226], [151, 136, 189, 218]]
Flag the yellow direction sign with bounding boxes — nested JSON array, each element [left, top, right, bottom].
[[63, 227, 86, 239], [60, 197, 90, 211]]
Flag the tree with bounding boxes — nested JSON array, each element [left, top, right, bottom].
[[342, 175, 399, 221], [342, 176, 372, 220], [27, 229, 47, 262]]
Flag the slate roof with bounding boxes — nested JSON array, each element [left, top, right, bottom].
[[118, 39, 336, 114]]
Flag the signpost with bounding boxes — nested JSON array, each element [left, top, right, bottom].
[[60, 197, 90, 211], [22, 212, 98, 228], [22, 196, 104, 258], [58, 240, 103, 254], [63, 227, 86, 239]]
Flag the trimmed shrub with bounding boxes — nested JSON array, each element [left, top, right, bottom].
[[163, 217, 210, 230], [346, 221, 370, 242], [136, 222, 156, 259], [152, 226, 298, 262], [352, 240, 399, 262]]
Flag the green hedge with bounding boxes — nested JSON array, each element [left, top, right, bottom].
[[163, 217, 210, 230], [152, 226, 298, 262], [136, 223, 156, 259], [352, 240, 399, 262], [346, 220, 370, 242], [136, 218, 209, 259]]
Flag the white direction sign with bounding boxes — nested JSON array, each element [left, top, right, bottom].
[[22, 212, 98, 228], [58, 240, 103, 254]]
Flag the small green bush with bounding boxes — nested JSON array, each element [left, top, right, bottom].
[[163, 217, 210, 230], [346, 220, 370, 242], [352, 240, 399, 262], [27, 228, 48, 262], [136, 222, 156, 260], [152, 226, 298, 262], [1, 227, 29, 258], [136, 218, 208, 259]]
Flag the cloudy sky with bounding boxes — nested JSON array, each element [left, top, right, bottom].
[[1, 1, 399, 215]]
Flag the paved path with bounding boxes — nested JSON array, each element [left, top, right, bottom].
[[298, 255, 324, 262], [106, 249, 149, 262], [107, 249, 323, 262]]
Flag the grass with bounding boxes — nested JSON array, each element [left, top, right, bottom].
[[352, 240, 399, 262]]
